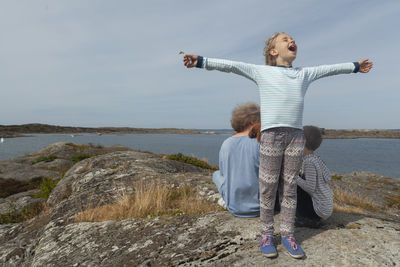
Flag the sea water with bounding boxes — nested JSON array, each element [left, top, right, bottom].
[[0, 133, 399, 179]]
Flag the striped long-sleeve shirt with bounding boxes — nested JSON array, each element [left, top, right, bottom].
[[197, 57, 358, 131], [297, 154, 333, 219]]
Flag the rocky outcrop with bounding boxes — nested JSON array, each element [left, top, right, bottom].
[[0, 189, 44, 217], [0, 142, 131, 183], [0, 142, 131, 221], [0, 143, 399, 266]]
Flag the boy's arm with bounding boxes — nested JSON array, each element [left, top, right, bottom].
[[303, 59, 373, 83], [296, 160, 317, 194], [183, 54, 259, 83]]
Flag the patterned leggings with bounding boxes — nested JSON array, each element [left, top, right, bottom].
[[259, 127, 305, 237]]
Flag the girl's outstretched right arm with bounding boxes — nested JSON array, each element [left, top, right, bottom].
[[183, 54, 199, 68], [183, 54, 259, 83]]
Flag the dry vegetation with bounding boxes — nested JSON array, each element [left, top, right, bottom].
[[368, 178, 396, 185], [333, 204, 370, 215], [332, 187, 382, 213], [75, 181, 224, 222], [384, 194, 400, 209]]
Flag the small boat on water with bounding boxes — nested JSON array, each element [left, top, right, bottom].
[[0, 137, 4, 143]]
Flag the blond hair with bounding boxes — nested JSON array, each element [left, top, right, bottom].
[[263, 32, 285, 66], [231, 102, 260, 133]]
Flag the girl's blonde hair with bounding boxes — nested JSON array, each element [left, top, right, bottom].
[[231, 102, 260, 133], [263, 32, 285, 66]]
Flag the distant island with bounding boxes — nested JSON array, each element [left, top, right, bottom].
[[1, 123, 400, 139], [321, 128, 400, 139], [0, 123, 201, 138]]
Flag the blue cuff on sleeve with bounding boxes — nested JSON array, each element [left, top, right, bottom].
[[196, 56, 203, 68], [353, 62, 360, 73]]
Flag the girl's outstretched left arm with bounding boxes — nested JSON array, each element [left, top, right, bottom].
[[303, 58, 373, 83], [358, 59, 373, 73]]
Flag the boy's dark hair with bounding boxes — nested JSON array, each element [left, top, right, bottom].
[[231, 102, 260, 133], [303, 125, 323, 151]]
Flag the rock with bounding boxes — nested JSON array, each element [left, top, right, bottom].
[[46, 150, 213, 225], [0, 142, 132, 222], [2, 212, 400, 266], [0, 142, 131, 183], [0, 161, 59, 182], [0, 189, 44, 216], [0, 143, 399, 266]]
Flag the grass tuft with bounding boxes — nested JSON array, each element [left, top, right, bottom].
[[368, 178, 395, 185], [0, 201, 46, 224], [384, 194, 400, 209], [75, 181, 224, 222], [167, 153, 218, 170], [332, 188, 381, 212], [333, 204, 369, 215], [331, 175, 343, 180], [31, 155, 57, 165], [71, 154, 94, 163], [66, 142, 103, 149]]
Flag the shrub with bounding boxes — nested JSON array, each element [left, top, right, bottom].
[[167, 153, 218, 170], [34, 177, 59, 199], [31, 155, 57, 165], [71, 154, 94, 163]]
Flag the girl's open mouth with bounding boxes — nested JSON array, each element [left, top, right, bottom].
[[288, 44, 296, 52]]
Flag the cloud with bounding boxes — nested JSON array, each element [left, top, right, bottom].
[[0, 0, 399, 129]]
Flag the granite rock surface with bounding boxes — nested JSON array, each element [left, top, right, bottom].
[[0, 143, 399, 266]]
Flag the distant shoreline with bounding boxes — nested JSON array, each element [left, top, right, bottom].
[[321, 129, 400, 139], [0, 123, 203, 138], [1, 123, 400, 139]]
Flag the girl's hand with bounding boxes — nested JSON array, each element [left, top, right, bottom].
[[358, 59, 373, 73], [183, 54, 198, 68]]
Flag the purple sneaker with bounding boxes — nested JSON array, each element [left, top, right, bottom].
[[259, 235, 277, 258], [282, 236, 305, 259]]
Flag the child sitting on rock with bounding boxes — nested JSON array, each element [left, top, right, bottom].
[[212, 102, 261, 217], [296, 126, 333, 228]]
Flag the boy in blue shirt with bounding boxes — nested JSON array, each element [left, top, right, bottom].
[[213, 102, 261, 218]]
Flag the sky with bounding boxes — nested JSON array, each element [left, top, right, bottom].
[[1, 0, 399, 130]]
